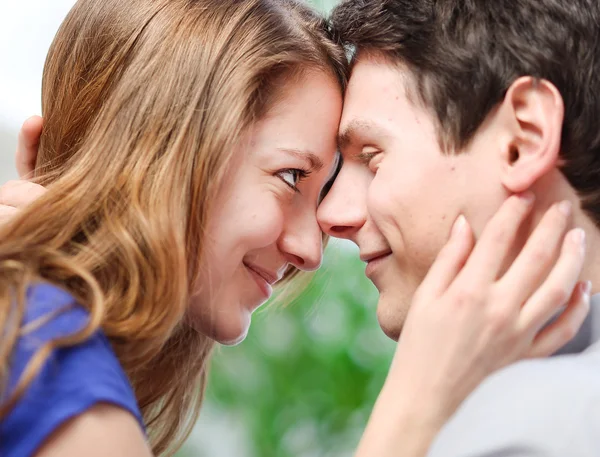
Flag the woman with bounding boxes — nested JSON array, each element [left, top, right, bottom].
[[0, 1, 589, 457]]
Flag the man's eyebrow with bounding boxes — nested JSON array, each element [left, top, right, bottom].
[[276, 148, 324, 172], [337, 119, 381, 151]]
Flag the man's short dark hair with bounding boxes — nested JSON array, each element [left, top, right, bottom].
[[331, 0, 600, 225]]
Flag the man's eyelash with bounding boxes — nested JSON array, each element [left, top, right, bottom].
[[356, 151, 379, 166]]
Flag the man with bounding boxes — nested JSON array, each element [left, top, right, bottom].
[[317, 0, 600, 455]]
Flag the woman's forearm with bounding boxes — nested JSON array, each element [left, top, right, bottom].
[[355, 376, 450, 457]]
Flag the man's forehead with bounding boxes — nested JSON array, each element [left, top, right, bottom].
[[338, 62, 422, 152], [347, 52, 414, 88], [343, 55, 418, 112]]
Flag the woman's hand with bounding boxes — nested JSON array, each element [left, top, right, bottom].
[[358, 193, 589, 457], [0, 116, 45, 225]]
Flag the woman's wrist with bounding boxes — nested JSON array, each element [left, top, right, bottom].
[[356, 377, 449, 457]]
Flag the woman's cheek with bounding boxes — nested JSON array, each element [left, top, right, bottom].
[[243, 198, 286, 248]]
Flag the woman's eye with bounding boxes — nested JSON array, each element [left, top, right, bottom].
[[277, 168, 309, 192], [280, 170, 300, 187]]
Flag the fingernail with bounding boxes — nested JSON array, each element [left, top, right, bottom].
[[570, 227, 586, 247], [518, 191, 535, 205], [583, 280, 592, 296], [451, 215, 467, 237], [558, 200, 572, 216]]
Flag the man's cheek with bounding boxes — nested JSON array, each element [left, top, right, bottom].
[[369, 187, 407, 264], [366, 178, 397, 226]]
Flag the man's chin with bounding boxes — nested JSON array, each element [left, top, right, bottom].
[[373, 266, 425, 340], [376, 294, 409, 341], [378, 318, 402, 341]]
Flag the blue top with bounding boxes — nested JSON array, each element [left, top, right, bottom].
[[0, 283, 144, 457]]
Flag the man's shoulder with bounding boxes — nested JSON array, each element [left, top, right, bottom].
[[427, 350, 600, 457]]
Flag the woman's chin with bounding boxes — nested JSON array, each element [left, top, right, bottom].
[[198, 311, 251, 346], [217, 328, 250, 346]]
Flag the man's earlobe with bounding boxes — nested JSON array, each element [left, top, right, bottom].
[[500, 77, 564, 193]]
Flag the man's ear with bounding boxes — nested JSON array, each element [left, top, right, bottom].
[[498, 77, 564, 193]]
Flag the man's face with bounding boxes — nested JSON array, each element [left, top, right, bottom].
[[318, 55, 509, 340]]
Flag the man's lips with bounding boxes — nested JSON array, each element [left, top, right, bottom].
[[362, 250, 393, 279], [360, 250, 393, 263]]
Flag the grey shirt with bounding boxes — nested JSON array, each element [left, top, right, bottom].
[[427, 295, 600, 457]]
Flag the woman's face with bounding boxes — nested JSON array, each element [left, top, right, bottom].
[[191, 70, 343, 345]]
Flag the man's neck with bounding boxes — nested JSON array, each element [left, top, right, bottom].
[[532, 170, 600, 292], [573, 207, 600, 294], [524, 171, 600, 355], [553, 206, 600, 356]]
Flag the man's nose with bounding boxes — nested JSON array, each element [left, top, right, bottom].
[[317, 166, 368, 241]]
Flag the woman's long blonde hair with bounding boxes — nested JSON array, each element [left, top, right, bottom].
[[0, 0, 346, 454]]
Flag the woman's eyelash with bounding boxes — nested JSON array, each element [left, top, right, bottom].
[[277, 168, 312, 193]]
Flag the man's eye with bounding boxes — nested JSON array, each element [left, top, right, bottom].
[[356, 148, 381, 172]]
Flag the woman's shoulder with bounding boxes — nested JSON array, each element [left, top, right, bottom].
[[1, 283, 145, 457], [21, 282, 87, 335]]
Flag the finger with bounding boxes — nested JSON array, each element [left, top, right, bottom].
[[526, 281, 591, 358], [418, 215, 475, 297], [458, 193, 535, 285], [16, 115, 43, 179], [0, 180, 47, 208], [497, 201, 572, 306], [0, 205, 18, 225], [518, 227, 586, 331]]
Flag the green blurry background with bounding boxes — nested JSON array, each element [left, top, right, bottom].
[[183, 240, 395, 457], [178, 6, 396, 456]]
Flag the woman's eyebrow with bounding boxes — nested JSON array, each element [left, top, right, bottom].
[[276, 148, 324, 172]]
